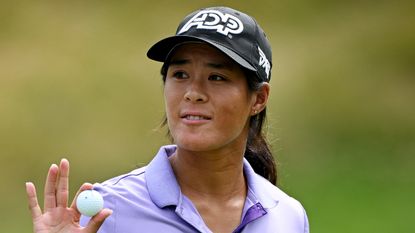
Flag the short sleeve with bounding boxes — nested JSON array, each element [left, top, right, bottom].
[[303, 206, 309, 233]]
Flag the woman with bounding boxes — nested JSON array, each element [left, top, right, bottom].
[[26, 6, 309, 233]]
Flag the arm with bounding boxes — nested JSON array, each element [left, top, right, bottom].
[[25, 159, 112, 233]]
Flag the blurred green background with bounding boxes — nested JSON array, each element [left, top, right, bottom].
[[1, 0, 414, 232]]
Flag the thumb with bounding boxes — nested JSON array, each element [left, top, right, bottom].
[[84, 208, 112, 233]]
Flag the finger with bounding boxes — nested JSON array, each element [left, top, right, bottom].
[[70, 183, 94, 217], [56, 158, 70, 207], [84, 208, 112, 233], [44, 163, 59, 211], [70, 183, 93, 209], [25, 182, 42, 220]]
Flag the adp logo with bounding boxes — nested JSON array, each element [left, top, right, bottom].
[[178, 10, 244, 37], [258, 46, 271, 80]]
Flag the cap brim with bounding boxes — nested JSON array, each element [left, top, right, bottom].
[[147, 35, 256, 72]]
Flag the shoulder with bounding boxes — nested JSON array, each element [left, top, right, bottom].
[[260, 174, 304, 210], [249, 173, 309, 232], [98, 166, 147, 191], [92, 166, 150, 205], [80, 166, 157, 230]]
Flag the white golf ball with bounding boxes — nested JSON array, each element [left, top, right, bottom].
[[76, 190, 104, 217]]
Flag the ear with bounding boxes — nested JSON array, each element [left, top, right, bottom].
[[251, 82, 270, 115]]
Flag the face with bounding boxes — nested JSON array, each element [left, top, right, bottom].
[[164, 43, 260, 154]]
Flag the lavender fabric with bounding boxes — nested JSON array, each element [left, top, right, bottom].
[[80, 145, 309, 233]]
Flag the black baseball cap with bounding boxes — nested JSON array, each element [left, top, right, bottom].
[[147, 6, 272, 82]]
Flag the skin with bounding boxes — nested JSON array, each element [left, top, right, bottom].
[[165, 43, 269, 233], [25, 43, 270, 233], [25, 159, 112, 233]]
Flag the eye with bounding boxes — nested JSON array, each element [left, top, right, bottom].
[[171, 71, 189, 80], [208, 74, 226, 81]]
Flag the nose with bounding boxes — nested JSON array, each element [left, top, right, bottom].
[[184, 79, 208, 103]]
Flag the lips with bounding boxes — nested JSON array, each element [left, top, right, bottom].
[[184, 115, 210, 120], [180, 112, 212, 121]]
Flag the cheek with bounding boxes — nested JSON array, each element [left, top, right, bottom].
[[164, 83, 176, 105], [163, 85, 182, 121], [216, 94, 253, 124], [164, 94, 174, 119]]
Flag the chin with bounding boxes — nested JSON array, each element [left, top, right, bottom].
[[175, 140, 212, 152], [173, 134, 219, 152]]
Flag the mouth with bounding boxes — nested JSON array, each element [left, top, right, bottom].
[[180, 112, 212, 121], [183, 115, 211, 120]]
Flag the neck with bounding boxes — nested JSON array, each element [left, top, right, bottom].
[[169, 146, 247, 200]]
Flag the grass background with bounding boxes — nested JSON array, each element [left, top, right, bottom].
[[1, 0, 414, 232]]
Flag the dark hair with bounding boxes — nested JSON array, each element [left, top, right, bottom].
[[160, 63, 277, 185]]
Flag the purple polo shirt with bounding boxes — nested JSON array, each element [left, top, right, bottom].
[[80, 145, 309, 232]]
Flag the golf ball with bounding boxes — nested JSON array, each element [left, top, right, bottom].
[[76, 190, 104, 217]]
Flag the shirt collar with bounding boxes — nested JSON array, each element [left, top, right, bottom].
[[146, 145, 181, 208], [243, 158, 280, 209], [146, 145, 280, 209]]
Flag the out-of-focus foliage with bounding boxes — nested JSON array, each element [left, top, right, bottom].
[[1, 0, 414, 232]]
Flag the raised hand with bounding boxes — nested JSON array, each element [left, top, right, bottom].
[[26, 159, 112, 233]]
